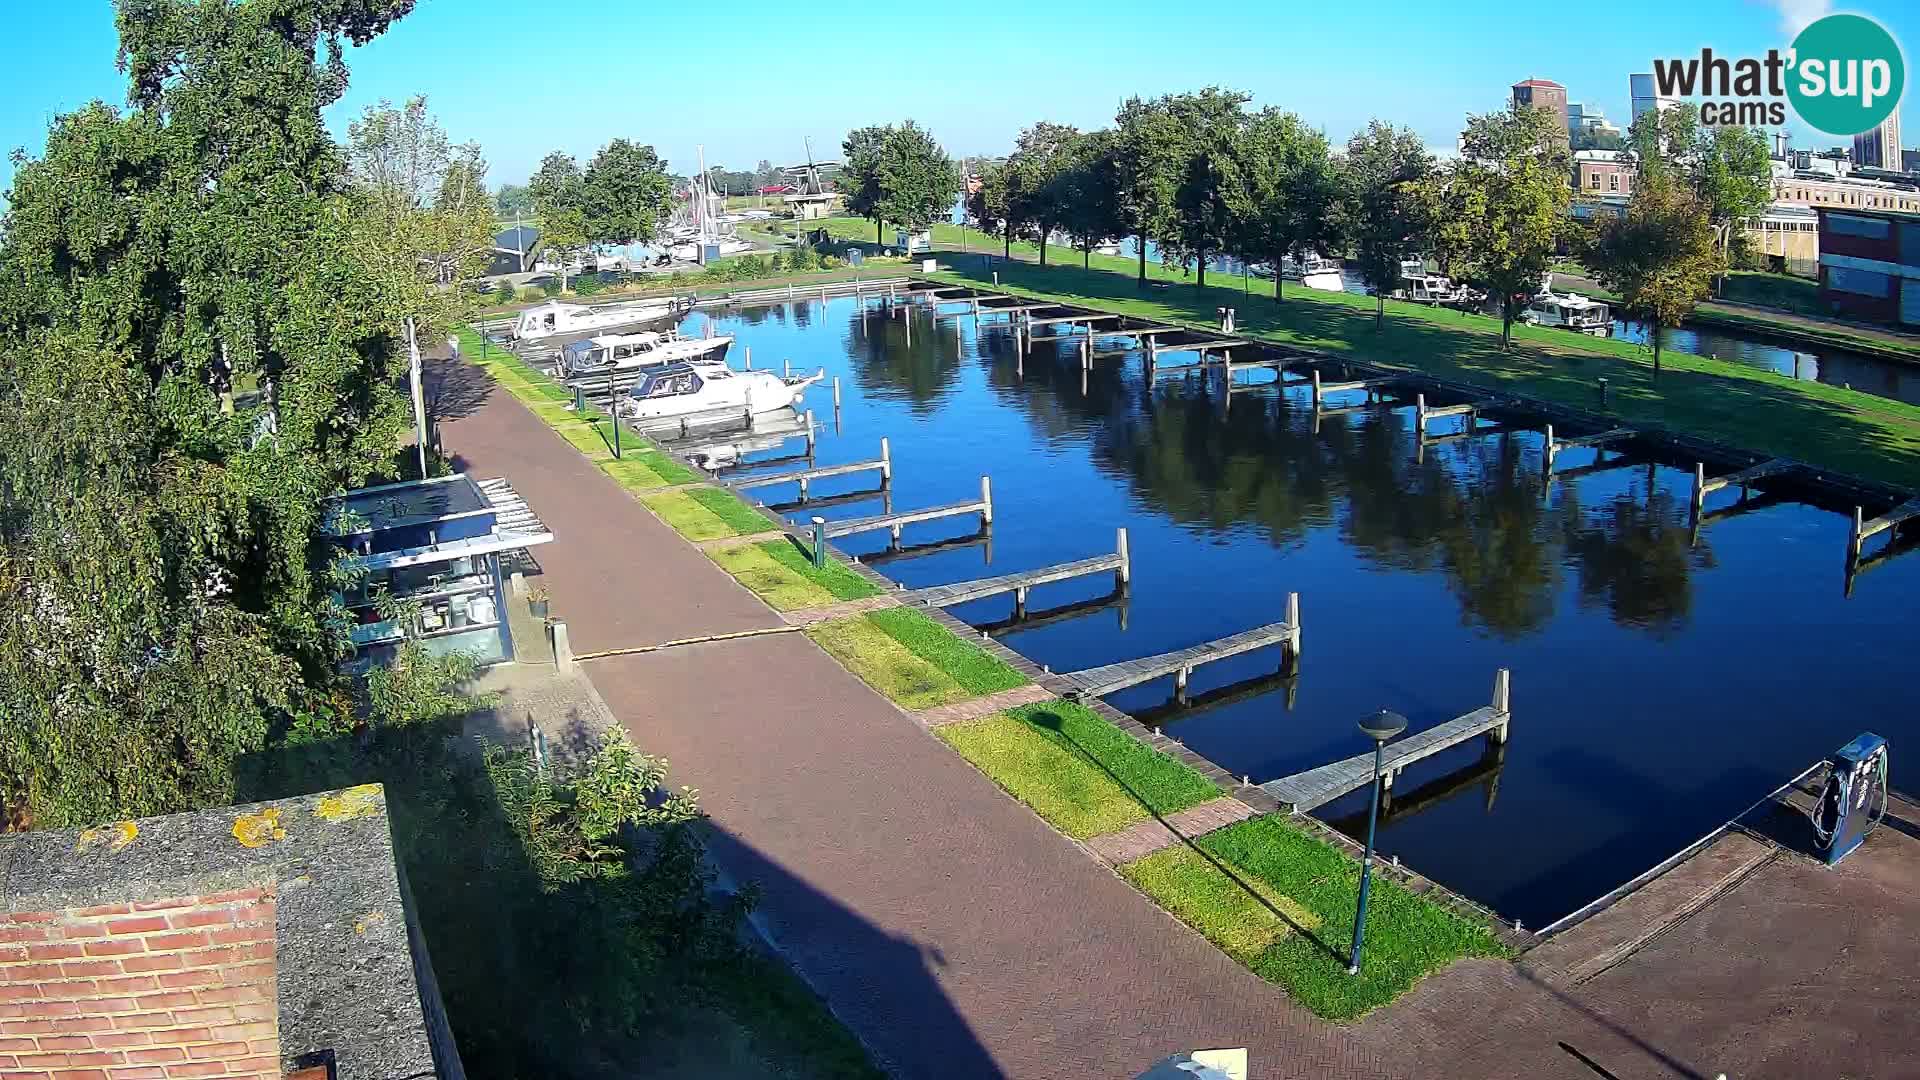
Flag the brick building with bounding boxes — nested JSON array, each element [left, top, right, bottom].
[[1574, 151, 1633, 197], [1816, 205, 1920, 326], [0, 786, 462, 1080], [1512, 78, 1569, 143]]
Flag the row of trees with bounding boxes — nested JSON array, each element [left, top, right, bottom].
[[839, 121, 964, 245], [525, 141, 677, 289]]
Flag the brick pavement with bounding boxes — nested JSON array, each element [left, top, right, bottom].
[[1085, 797, 1260, 866], [439, 364, 1390, 1079], [912, 683, 1058, 727]]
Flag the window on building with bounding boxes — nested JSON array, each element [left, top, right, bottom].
[[1608, 173, 1619, 191]]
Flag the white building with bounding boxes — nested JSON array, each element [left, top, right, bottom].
[[1628, 73, 1676, 124]]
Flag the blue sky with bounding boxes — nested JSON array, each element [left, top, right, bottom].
[[4, 0, 1916, 195]]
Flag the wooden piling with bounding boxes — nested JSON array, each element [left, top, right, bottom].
[[879, 437, 892, 484], [1692, 463, 1707, 518], [1285, 591, 1301, 664], [833, 377, 842, 410], [980, 475, 994, 525], [1491, 668, 1511, 743], [1543, 423, 1557, 473], [1311, 368, 1322, 406], [1852, 506, 1866, 561], [1416, 393, 1428, 433], [784, 358, 791, 380], [743, 345, 752, 370], [802, 410, 816, 455], [1116, 527, 1131, 585]]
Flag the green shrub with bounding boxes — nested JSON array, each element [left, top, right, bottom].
[[768, 249, 787, 273], [540, 278, 562, 297], [494, 281, 516, 304], [573, 275, 604, 296]]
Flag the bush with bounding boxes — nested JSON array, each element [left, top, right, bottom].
[[573, 275, 604, 297], [494, 282, 516, 305], [540, 278, 562, 297], [768, 249, 786, 273]]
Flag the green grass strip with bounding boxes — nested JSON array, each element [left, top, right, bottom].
[[684, 486, 778, 535], [806, 615, 969, 709], [552, 418, 616, 460], [638, 490, 740, 542], [1120, 815, 1507, 1021], [709, 537, 879, 611], [600, 451, 699, 492], [864, 607, 1026, 696], [1005, 699, 1217, 817], [938, 713, 1157, 838]]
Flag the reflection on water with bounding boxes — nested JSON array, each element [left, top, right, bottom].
[[683, 296, 1920, 926], [1613, 317, 1920, 406]]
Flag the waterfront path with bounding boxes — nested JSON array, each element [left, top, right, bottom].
[[437, 359, 1386, 1079]]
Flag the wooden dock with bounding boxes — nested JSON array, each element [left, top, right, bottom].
[[1260, 669, 1512, 813], [816, 476, 992, 542], [1056, 595, 1299, 701], [1542, 425, 1637, 472], [1851, 494, 1920, 561], [1027, 312, 1123, 330], [1310, 370, 1399, 406], [1414, 394, 1500, 436], [725, 439, 891, 496], [904, 530, 1129, 610], [1690, 458, 1794, 517]]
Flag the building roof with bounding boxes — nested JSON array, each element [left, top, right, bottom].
[[755, 184, 794, 194], [494, 225, 540, 254], [1513, 78, 1565, 89], [0, 786, 456, 1080]]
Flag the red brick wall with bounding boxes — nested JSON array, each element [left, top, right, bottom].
[[0, 889, 279, 1080]]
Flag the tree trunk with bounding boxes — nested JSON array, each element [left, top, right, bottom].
[[1004, 221, 1011, 260], [1039, 225, 1048, 267], [1501, 295, 1514, 349], [1375, 292, 1384, 331], [876, 218, 883, 245], [1138, 234, 1147, 283], [404, 316, 427, 479], [1652, 322, 1663, 373], [1083, 244, 1090, 269], [1197, 250, 1206, 290], [1274, 251, 1284, 301]]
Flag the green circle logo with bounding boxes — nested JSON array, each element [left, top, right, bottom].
[[1788, 14, 1905, 137]]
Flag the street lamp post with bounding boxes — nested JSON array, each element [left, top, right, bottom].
[[1348, 708, 1408, 976]]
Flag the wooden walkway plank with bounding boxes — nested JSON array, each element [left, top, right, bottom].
[[1058, 596, 1299, 701], [1260, 670, 1511, 813], [1542, 425, 1638, 472], [1310, 370, 1400, 406], [815, 477, 993, 541], [725, 440, 891, 493], [904, 530, 1130, 609], [1852, 493, 1920, 559]]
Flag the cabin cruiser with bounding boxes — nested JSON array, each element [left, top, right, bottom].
[[513, 296, 697, 340], [668, 236, 756, 262], [1521, 291, 1612, 335], [1278, 252, 1346, 292], [559, 330, 733, 380], [1391, 259, 1482, 308], [613, 363, 824, 425]]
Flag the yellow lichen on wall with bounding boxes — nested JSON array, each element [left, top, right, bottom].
[[76, 820, 138, 853], [314, 784, 384, 822], [232, 807, 287, 848]]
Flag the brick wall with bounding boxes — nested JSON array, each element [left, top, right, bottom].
[[0, 889, 279, 1080]]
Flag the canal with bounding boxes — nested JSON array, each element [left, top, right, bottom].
[[682, 295, 1920, 928]]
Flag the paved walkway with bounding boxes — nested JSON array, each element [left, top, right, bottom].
[[439, 363, 1387, 1079]]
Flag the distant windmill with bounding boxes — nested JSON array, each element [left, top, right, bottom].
[[781, 137, 842, 220]]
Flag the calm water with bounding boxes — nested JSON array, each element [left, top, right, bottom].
[[680, 296, 1920, 927], [1612, 317, 1920, 406]]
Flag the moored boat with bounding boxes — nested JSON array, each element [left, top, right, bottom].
[[513, 296, 697, 340], [558, 330, 733, 381], [614, 363, 824, 425]]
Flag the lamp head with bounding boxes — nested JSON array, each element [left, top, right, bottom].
[[1359, 709, 1408, 743]]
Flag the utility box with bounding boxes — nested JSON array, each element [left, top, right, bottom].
[[896, 228, 932, 254], [1819, 732, 1889, 865], [846, 247, 864, 266]]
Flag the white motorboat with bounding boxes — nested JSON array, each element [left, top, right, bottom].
[[1392, 260, 1481, 308], [669, 237, 755, 262], [559, 330, 733, 381], [1094, 241, 1123, 257], [1521, 291, 1612, 335], [614, 363, 824, 425], [513, 296, 696, 340], [1279, 252, 1346, 292]]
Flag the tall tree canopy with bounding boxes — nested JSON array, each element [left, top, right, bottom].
[[1450, 104, 1570, 346], [1583, 171, 1723, 371], [1341, 120, 1436, 329], [1114, 94, 1188, 284], [1231, 107, 1341, 300], [840, 124, 891, 243], [1004, 122, 1081, 266], [1159, 88, 1249, 288], [580, 139, 674, 247], [0, 0, 421, 825], [1057, 129, 1126, 268]]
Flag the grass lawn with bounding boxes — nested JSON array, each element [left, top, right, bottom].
[[639, 487, 777, 541], [806, 608, 1026, 710], [913, 252, 1920, 490], [935, 700, 1218, 839], [707, 539, 882, 611], [600, 451, 700, 492], [1120, 816, 1508, 1021]]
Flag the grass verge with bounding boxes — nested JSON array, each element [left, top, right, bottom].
[[601, 451, 700, 492], [806, 608, 1025, 709], [1120, 816, 1508, 1020], [640, 488, 778, 542], [935, 700, 1217, 839], [707, 539, 881, 611]]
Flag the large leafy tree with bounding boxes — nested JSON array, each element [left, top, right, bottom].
[[874, 121, 960, 238], [1582, 172, 1723, 371], [1451, 104, 1570, 347], [1058, 129, 1126, 268], [1005, 122, 1081, 266], [840, 124, 891, 243], [1114, 94, 1187, 284], [0, 0, 420, 826], [1231, 107, 1341, 301], [969, 159, 1016, 258], [527, 150, 588, 290], [1341, 120, 1436, 330], [1626, 104, 1770, 293], [1160, 88, 1250, 289], [581, 139, 674, 248]]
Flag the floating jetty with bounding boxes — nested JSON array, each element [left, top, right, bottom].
[[1056, 595, 1299, 701], [1261, 670, 1512, 813], [1851, 494, 1920, 562], [1414, 393, 1501, 437], [1542, 425, 1636, 473], [816, 477, 992, 542], [905, 530, 1129, 610], [1310, 370, 1400, 407]]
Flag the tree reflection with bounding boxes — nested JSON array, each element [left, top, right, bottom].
[[1563, 482, 1710, 637], [844, 306, 961, 412]]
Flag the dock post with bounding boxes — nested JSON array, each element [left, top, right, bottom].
[[551, 619, 575, 673], [1542, 424, 1557, 474], [803, 410, 816, 456], [573, 385, 585, 412], [889, 281, 896, 303], [979, 475, 994, 525], [1082, 336, 1091, 369], [1416, 393, 1428, 435], [743, 345, 752, 370], [798, 476, 810, 500], [879, 438, 892, 484], [1691, 463, 1707, 519], [1852, 506, 1866, 561], [832, 377, 842, 411], [1174, 665, 1191, 704], [1311, 368, 1323, 406], [1491, 667, 1511, 743], [811, 517, 828, 569], [1285, 591, 1301, 669], [1116, 527, 1131, 586], [783, 358, 791, 380], [1014, 585, 1029, 617]]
